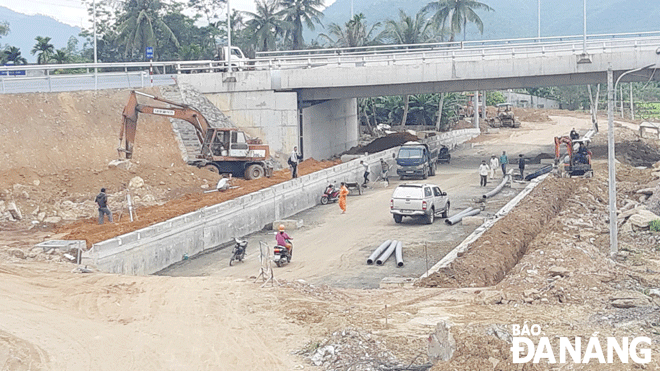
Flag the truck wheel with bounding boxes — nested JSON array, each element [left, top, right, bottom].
[[422, 168, 428, 179], [245, 164, 264, 180], [393, 214, 403, 223], [442, 202, 450, 218], [426, 208, 435, 224], [204, 164, 220, 174], [430, 163, 436, 176]]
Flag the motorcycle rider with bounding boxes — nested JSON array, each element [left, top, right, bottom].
[[275, 224, 293, 255]]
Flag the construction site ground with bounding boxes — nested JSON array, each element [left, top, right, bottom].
[[1, 90, 660, 370]]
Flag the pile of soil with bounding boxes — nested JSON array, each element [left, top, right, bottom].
[[344, 132, 419, 155], [56, 158, 340, 247], [419, 177, 578, 288], [590, 139, 660, 167]]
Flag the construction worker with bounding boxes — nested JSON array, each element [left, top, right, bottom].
[[360, 160, 370, 186], [216, 174, 232, 191], [479, 160, 490, 187], [289, 146, 301, 178], [379, 159, 390, 185], [518, 154, 526, 180], [275, 224, 293, 254], [95, 188, 113, 225], [339, 182, 349, 214], [499, 151, 509, 177], [489, 155, 499, 179]]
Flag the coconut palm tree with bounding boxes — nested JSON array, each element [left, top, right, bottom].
[[384, 9, 433, 125], [115, 0, 179, 59], [242, 0, 290, 52], [278, 0, 324, 50], [2, 46, 27, 65], [320, 13, 383, 48], [0, 21, 9, 38], [422, 0, 493, 41], [31, 36, 54, 64], [51, 50, 70, 64]]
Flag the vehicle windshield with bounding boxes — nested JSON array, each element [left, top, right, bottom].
[[398, 148, 423, 159], [392, 186, 423, 198]]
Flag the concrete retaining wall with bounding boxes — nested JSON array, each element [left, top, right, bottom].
[[85, 128, 480, 275]]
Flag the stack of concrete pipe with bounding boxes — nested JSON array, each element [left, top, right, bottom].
[[445, 207, 481, 226], [367, 240, 404, 267]]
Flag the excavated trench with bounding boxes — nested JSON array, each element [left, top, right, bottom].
[[419, 177, 579, 288]]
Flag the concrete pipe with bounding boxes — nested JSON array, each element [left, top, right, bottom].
[[445, 207, 481, 225], [483, 175, 510, 199], [444, 207, 474, 225], [367, 240, 392, 265], [395, 241, 404, 267], [446, 209, 481, 225], [376, 240, 398, 265]]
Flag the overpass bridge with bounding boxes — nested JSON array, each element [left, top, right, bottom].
[[2, 32, 660, 160], [175, 32, 660, 160]]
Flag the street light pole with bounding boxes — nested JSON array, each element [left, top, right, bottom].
[[607, 65, 616, 255], [537, 0, 540, 40], [583, 0, 587, 55], [93, 0, 98, 90], [227, 0, 232, 73]]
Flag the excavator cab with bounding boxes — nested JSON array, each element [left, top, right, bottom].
[[554, 136, 593, 177]]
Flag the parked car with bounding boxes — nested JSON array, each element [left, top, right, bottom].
[[390, 183, 450, 224]]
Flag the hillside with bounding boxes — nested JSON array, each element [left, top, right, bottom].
[[310, 0, 660, 43], [0, 6, 82, 63]]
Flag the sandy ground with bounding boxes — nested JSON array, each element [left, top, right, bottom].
[[2, 95, 660, 370]]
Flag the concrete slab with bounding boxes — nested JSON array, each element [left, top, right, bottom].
[[540, 159, 555, 165], [35, 240, 85, 252], [461, 216, 485, 226]]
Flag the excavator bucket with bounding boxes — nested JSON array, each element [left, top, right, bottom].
[[119, 91, 139, 159]]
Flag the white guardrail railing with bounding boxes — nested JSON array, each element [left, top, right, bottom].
[[0, 31, 659, 93]]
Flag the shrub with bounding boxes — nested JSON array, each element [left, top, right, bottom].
[[650, 219, 660, 232]]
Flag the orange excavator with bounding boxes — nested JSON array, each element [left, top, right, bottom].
[[554, 136, 593, 177], [118, 90, 273, 180]]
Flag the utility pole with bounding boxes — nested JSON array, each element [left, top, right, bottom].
[[474, 91, 479, 129], [620, 84, 624, 118], [630, 83, 635, 120], [537, 0, 541, 40], [93, 0, 98, 91], [607, 66, 617, 255], [582, 0, 587, 55], [227, 0, 232, 74]]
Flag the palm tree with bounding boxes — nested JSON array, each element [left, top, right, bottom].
[[115, 0, 179, 59], [242, 0, 290, 52], [422, 0, 493, 41], [320, 13, 383, 48], [278, 0, 324, 50], [384, 9, 433, 125], [2, 47, 27, 65], [0, 21, 9, 38], [31, 36, 54, 64], [51, 50, 70, 64]]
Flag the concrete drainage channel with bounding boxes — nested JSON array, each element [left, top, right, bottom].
[[56, 128, 480, 275], [380, 173, 550, 289]]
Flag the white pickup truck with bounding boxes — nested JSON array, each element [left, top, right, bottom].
[[390, 183, 450, 224]]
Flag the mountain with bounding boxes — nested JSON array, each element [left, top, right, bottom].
[[309, 0, 660, 43], [0, 6, 82, 63]]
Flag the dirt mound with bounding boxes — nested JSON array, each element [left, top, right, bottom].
[[56, 158, 340, 247], [513, 107, 551, 122], [590, 139, 660, 167], [344, 132, 419, 154], [419, 177, 578, 288]]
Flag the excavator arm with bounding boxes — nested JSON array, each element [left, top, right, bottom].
[[118, 90, 211, 159]]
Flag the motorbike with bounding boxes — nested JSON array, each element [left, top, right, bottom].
[[273, 239, 293, 267], [320, 184, 340, 205], [229, 237, 247, 266]]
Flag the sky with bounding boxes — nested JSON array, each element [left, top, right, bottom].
[[0, 0, 306, 28]]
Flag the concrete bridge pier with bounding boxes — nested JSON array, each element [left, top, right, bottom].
[[301, 98, 358, 160]]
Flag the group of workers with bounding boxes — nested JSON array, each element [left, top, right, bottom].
[[478, 151, 526, 186]]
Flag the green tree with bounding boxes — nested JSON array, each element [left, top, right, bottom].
[[2, 46, 27, 65], [31, 36, 55, 64], [242, 0, 290, 52], [384, 9, 431, 45], [320, 13, 383, 48], [278, 0, 324, 50], [51, 49, 70, 64], [0, 21, 9, 38], [384, 9, 432, 125], [115, 0, 180, 59], [422, 0, 493, 41]]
